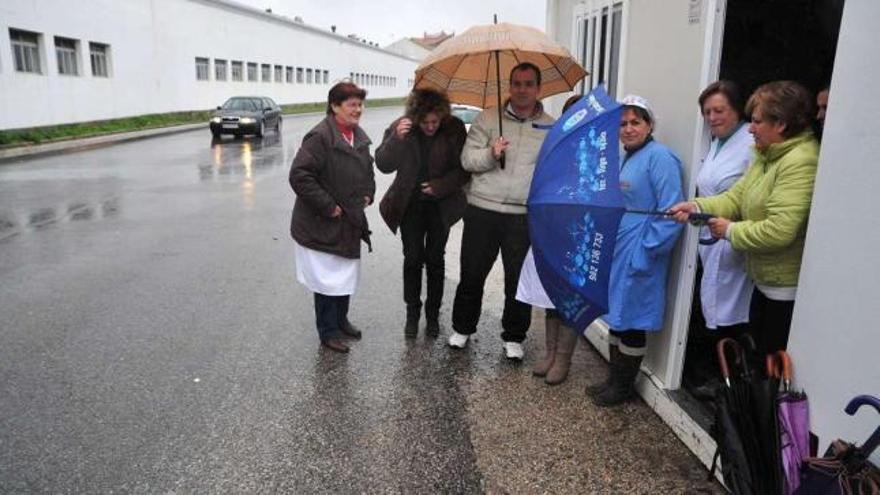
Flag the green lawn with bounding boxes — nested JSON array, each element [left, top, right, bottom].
[[0, 97, 405, 147]]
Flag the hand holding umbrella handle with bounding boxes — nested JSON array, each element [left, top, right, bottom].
[[491, 136, 509, 169], [688, 212, 715, 226]]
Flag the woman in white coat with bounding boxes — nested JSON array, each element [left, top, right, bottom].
[[695, 81, 754, 334], [516, 95, 582, 386]]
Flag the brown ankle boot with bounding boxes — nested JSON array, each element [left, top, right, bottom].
[[545, 325, 577, 385], [532, 316, 560, 377]]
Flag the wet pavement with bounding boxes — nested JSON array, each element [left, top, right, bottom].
[[0, 108, 721, 493]]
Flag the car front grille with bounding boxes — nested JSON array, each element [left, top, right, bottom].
[[221, 116, 240, 123]]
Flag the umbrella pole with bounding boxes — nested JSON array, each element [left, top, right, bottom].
[[495, 49, 506, 170], [494, 14, 505, 170], [627, 209, 714, 224]]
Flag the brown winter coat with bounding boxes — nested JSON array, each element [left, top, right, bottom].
[[374, 116, 469, 233], [289, 115, 376, 259]]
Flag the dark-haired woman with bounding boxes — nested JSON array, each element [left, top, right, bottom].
[[695, 81, 754, 334], [375, 89, 469, 338], [290, 81, 375, 354], [671, 81, 820, 356], [589, 94, 684, 407]]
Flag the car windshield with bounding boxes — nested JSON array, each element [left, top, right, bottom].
[[222, 98, 260, 111], [452, 107, 480, 124]]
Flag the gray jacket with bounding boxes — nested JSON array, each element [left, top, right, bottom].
[[460, 103, 554, 214]]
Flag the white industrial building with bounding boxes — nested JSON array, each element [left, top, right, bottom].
[[546, 0, 878, 469], [0, 0, 419, 130]]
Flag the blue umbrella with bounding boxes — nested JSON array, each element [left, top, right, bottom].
[[527, 86, 625, 332]]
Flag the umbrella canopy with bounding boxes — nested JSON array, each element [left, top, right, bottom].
[[414, 22, 587, 108], [526, 86, 623, 332]]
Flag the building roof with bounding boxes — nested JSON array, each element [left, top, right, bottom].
[[204, 0, 420, 62], [411, 31, 454, 50]]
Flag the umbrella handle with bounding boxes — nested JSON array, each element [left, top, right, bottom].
[[716, 337, 742, 387], [766, 351, 793, 390], [688, 212, 715, 226], [845, 395, 880, 457], [846, 395, 880, 415]]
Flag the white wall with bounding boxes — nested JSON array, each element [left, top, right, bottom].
[[787, 0, 880, 462], [0, 0, 418, 129]]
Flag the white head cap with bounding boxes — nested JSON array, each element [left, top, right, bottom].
[[621, 94, 654, 123]]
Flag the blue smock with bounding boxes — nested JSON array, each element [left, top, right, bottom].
[[603, 139, 684, 332]]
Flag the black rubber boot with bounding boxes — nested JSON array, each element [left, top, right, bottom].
[[592, 351, 643, 408], [586, 343, 619, 397]]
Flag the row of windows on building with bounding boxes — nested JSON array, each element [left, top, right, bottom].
[[195, 57, 398, 88], [349, 72, 397, 87], [195, 57, 329, 85], [8, 28, 111, 77]]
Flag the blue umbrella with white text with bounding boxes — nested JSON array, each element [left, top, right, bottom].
[[527, 86, 624, 332]]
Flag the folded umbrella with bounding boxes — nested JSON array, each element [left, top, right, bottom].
[[711, 337, 768, 495], [797, 395, 880, 494], [767, 351, 811, 494]]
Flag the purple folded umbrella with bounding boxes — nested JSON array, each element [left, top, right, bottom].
[[778, 390, 810, 494]]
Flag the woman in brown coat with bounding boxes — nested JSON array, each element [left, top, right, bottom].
[[375, 89, 469, 338], [290, 81, 375, 353]]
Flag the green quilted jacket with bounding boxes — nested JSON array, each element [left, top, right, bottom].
[[695, 131, 819, 287]]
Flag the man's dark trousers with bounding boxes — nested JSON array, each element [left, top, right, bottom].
[[452, 204, 531, 343]]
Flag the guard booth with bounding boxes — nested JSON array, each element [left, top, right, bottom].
[[546, 0, 879, 468]]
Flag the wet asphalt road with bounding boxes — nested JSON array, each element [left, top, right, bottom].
[[0, 108, 720, 493]]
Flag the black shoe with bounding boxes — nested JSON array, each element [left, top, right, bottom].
[[321, 339, 350, 353], [404, 318, 419, 339], [340, 321, 362, 340], [425, 319, 440, 338]]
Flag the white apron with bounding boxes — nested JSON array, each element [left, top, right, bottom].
[[696, 124, 754, 328], [516, 248, 555, 309], [294, 241, 360, 296]]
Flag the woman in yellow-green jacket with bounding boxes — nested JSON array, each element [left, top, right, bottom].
[[671, 81, 819, 355]]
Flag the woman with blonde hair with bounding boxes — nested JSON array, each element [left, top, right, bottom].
[[671, 80, 820, 355]]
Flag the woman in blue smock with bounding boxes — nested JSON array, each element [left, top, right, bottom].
[[589, 95, 684, 407]]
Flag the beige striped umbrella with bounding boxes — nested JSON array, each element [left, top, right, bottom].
[[413, 22, 588, 109]]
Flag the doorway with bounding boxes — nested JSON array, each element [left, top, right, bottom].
[[676, 0, 845, 425]]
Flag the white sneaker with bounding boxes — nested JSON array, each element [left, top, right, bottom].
[[448, 331, 469, 349], [503, 341, 525, 360]]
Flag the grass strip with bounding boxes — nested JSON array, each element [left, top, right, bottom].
[[0, 97, 405, 147]]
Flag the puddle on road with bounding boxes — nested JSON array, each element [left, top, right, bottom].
[[198, 133, 287, 181], [0, 195, 122, 241]]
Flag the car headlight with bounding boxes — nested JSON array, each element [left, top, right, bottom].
[[240, 117, 255, 124], [211, 117, 221, 123]]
